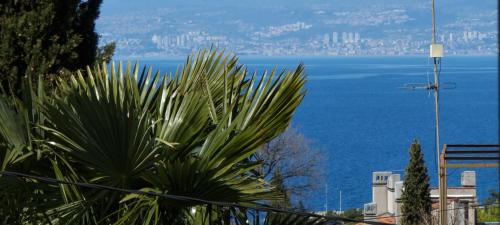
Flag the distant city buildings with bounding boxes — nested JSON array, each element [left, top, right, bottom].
[[254, 22, 313, 38], [97, 6, 498, 57], [355, 32, 360, 43], [332, 32, 338, 44], [102, 27, 496, 57]]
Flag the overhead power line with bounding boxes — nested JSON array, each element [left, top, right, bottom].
[[374, 202, 500, 220], [0, 170, 393, 225]]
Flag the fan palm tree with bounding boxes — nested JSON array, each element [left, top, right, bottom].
[[0, 75, 62, 224], [32, 49, 306, 224]]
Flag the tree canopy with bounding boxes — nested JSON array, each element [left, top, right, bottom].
[[256, 127, 325, 207], [0, 0, 111, 95]]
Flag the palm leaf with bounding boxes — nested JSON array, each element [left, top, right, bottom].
[[117, 49, 306, 223], [0, 75, 56, 224], [42, 62, 160, 186], [37, 49, 306, 224]]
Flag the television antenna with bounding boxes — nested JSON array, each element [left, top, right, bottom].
[[398, 1, 455, 224]]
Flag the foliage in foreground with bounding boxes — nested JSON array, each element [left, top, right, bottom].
[[478, 190, 500, 223], [0, 50, 306, 224], [478, 206, 500, 223], [0, 0, 113, 96]]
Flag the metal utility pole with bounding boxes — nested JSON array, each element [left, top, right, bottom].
[[401, 1, 446, 223], [339, 190, 342, 213], [431, 0, 440, 172], [430, 1, 447, 225], [430, 0, 442, 175], [325, 183, 328, 214]]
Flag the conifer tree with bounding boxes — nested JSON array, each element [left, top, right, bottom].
[[0, 0, 111, 95], [74, 0, 104, 68], [401, 139, 432, 225]]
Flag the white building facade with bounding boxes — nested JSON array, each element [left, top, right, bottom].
[[363, 171, 477, 225]]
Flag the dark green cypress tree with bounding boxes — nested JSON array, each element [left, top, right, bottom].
[[401, 139, 432, 225], [0, 0, 110, 95], [74, 0, 103, 68], [0, 0, 77, 94], [96, 42, 116, 64]]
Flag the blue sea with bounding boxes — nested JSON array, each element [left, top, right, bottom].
[[140, 56, 499, 211]]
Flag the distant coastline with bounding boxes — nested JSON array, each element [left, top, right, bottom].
[[113, 53, 499, 61]]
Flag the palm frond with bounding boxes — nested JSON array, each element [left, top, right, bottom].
[[36, 49, 306, 224], [42, 62, 159, 188], [0, 75, 55, 224], [117, 49, 306, 223]]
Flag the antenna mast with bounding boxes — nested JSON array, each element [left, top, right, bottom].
[[432, 0, 437, 43], [400, 1, 448, 223], [430, 1, 448, 225], [325, 184, 328, 214], [339, 190, 342, 213], [429, 0, 442, 172], [431, 0, 440, 173]]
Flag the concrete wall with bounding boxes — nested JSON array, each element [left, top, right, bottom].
[[387, 174, 400, 214], [430, 187, 477, 201], [372, 171, 392, 214], [461, 171, 476, 187], [363, 202, 378, 223], [394, 181, 404, 225]]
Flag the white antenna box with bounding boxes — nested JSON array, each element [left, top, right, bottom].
[[430, 44, 444, 58]]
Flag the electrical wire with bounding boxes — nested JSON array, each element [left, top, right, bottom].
[[2, 170, 497, 224], [427, 55, 431, 86], [438, 58, 442, 83], [373, 202, 499, 220], [0, 170, 393, 225]]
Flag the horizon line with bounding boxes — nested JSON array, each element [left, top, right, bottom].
[[112, 53, 499, 61]]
